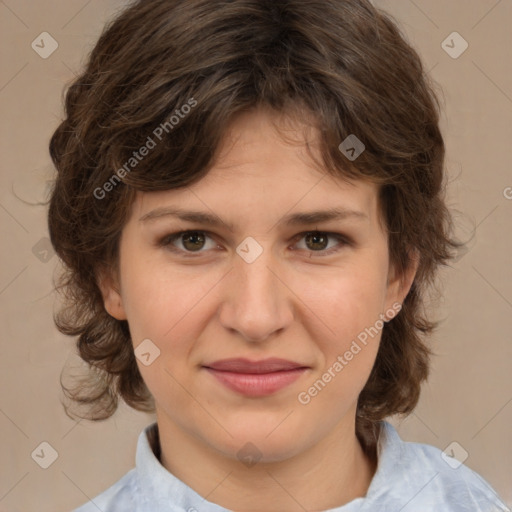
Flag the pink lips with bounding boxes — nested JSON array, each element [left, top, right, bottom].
[[203, 358, 308, 397]]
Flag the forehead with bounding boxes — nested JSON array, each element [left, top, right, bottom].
[[131, 108, 381, 230]]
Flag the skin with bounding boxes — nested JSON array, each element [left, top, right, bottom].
[[100, 107, 418, 512]]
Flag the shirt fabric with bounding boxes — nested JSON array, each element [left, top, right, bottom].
[[74, 421, 509, 512]]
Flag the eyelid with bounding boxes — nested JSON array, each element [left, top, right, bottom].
[[157, 229, 354, 258], [158, 230, 221, 255], [290, 231, 352, 256], [158, 230, 352, 257]]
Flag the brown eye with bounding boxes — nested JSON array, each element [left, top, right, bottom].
[[304, 232, 329, 251], [159, 230, 350, 258], [294, 231, 351, 256], [159, 230, 217, 254], [181, 231, 206, 251]]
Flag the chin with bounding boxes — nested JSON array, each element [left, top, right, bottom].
[[205, 420, 312, 464]]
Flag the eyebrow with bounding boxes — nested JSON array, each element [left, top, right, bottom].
[[139, 206, 368, 231]]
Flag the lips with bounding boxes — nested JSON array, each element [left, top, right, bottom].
[[202, 358, 309, 397], [203, 358, 307, 374]]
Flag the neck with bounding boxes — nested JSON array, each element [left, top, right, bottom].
[[155, 411, 377, 512]]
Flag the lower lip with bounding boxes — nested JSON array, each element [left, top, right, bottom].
[[204, 368, 307, 397]]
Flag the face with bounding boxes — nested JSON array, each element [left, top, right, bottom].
[[101, 108, 416, 463]]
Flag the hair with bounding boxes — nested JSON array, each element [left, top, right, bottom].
[[48, 0, 463, 456]]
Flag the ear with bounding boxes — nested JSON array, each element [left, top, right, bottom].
[[96, 265, 127, 320], [384, 248, 420, 318]]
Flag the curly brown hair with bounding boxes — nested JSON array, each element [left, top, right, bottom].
[[48, 0, 462, 454]]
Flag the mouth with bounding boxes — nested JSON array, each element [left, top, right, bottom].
[[202, 358, 309, 397]]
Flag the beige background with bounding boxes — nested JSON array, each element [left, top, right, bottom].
[[0, 0, 511, 511]]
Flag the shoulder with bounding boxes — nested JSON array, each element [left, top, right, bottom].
[[72, 468, 139, 512], [72, 422, 158, 511], [366, 422, 509, 512]]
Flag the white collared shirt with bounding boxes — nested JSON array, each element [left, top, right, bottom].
[[73, 421, 509, 511]]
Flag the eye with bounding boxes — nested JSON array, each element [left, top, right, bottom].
[[158, 230, 219, 254], [293, 231, 351, 256], [159, 230, 351, 257]]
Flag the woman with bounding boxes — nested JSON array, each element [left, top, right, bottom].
[[48, 0, 507, 510]]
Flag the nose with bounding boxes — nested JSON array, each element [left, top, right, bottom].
[[218, 244, 294, 343]]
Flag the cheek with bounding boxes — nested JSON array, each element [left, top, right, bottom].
[[118, 250, 207, 341], [302, 264, 387, 338], [303, 276, 384, 407], [118, 259, 205, 402], [299, 261, 387, 394]]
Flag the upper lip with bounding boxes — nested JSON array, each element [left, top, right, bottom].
[[203, 358, 308, 374]]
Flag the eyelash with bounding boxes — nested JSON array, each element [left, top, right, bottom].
[[157, 230, 352, 258]]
